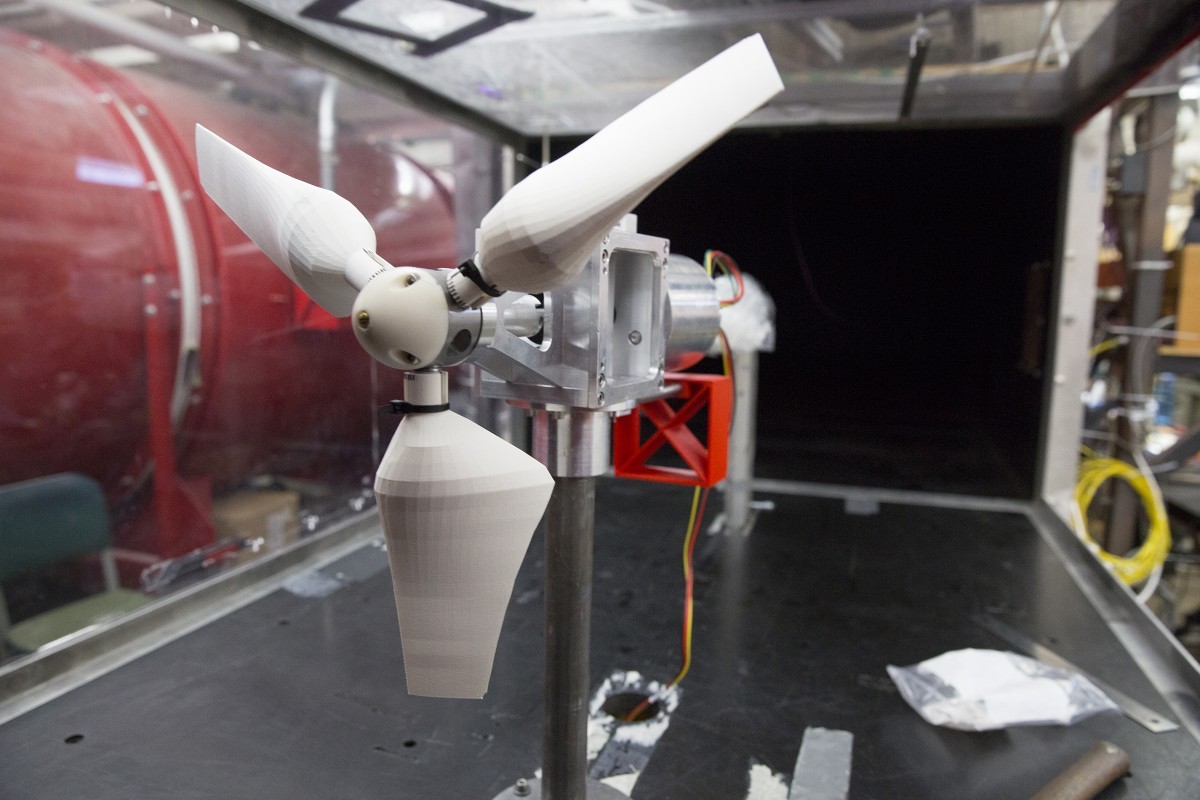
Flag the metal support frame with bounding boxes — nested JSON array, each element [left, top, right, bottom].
[[542, 475, 594, 800], [530, 409, 610, 800], [1039, 110, 1109, 509], [1061, 0, 1200, 127], [160, 0, 525, 148], [723, 349, 760, 533], [483, 223, 692, 799], [1121, 93, 1180, 392], [476, 227, 670, 412], [490, 409, 624, 800], [157, 0, 1200, 137], [1108, 91, 1179, 555]]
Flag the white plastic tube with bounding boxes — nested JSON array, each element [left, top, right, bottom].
[[471, 34, 783, 298], [374, 410, 553, 698], [196, 125, 377, 317]]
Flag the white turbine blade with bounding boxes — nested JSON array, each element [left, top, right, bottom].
[[196, 125, 377, 317], [374, 410, 554, 699], [476, 34, 783, 294]]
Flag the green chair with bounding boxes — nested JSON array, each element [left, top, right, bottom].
[[0, 473, 152, 655]]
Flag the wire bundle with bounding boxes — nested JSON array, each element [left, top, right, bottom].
[[706, 249, 740, 391], [623, 485, 710, 722], [704, 249, 745, 306], [621, 249, 742, 722], [1072, 454, 1171, 587]]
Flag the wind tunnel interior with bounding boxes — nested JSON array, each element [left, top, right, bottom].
[[553, 124, 1066, 499]]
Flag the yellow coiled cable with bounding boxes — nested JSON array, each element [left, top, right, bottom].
[[1073, 456, 1171, 585]]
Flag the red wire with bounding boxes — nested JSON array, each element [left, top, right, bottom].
[[623, 486, 711, 723], [713, 251, 745, 305]]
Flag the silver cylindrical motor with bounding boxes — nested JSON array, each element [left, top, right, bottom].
[[664, 254, 720, 371]]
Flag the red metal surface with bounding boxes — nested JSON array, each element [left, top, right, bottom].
[[613, 373, 732, 488], [141, 272, 214, 556], [0, 31, 457, 557]]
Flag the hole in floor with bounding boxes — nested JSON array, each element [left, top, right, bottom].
[[601, 691, 660, 723], [403, 739, 417, 748], [64, 734, 84, 744]]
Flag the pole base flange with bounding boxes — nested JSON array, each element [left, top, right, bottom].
[[491, 777, 629, 799]]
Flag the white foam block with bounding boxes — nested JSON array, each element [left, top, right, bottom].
[[375, 410, 554, 698], [476, 34, 783, 295], [196, 125, 375, 317]]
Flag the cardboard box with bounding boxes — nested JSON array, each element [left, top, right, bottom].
[[1174, 245, 1200, 355], [211, 490, 300, 558]]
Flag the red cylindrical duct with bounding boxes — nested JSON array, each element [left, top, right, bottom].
[[0, 31, 457, 556]]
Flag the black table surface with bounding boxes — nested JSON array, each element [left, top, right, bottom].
[[2, 479, 1198, 799]]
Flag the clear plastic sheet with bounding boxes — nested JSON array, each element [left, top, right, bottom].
[[887, 648, 1119, 731]]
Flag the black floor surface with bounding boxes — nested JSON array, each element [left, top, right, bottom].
[[2, 479, 1198, 799]]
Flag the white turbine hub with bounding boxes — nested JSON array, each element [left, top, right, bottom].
[[351, 268, 450, 370]]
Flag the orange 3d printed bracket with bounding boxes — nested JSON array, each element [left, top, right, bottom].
[[613, 372, 732, 487]]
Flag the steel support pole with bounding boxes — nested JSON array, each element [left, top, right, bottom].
[[723, 349, 759, 534], [542, 475, 594, 800], [518, 409, 616, 800], [1110, 91, 1179, 554]]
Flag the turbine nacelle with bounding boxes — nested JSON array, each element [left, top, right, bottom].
[[195, 34, 783, 700]]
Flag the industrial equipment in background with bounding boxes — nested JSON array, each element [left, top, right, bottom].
[[197, 33, 782, 800], [1075, 62, 1200, 646], [0, 28, 457, 587]]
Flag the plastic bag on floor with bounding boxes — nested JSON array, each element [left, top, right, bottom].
[[886, 648, 1119, 731]]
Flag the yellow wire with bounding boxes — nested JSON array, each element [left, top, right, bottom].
[[636, 269, 727, 701], [624, 485, 704, 721], [1089, 338, 1123, 358], [668, 486, 703, 688], [1073, 456, 1171, 585], [681, 486, 701, 577]]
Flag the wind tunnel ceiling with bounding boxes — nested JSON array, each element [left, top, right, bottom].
[[7, 0, 1200, 142]]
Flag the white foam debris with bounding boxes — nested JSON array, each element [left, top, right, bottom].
[[601, 771, 639, 794], [745, 761, 789, 800]]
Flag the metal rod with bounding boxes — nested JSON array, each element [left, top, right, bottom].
[[542, 476, 594, 800], [724, 349, 759, 532], [899, 25, 931, 119], [1110, 92, 1180, 553]]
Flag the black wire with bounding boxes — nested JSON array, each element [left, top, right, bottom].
[[900, 30, 931, 119], [783, 193, 850, 327]]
